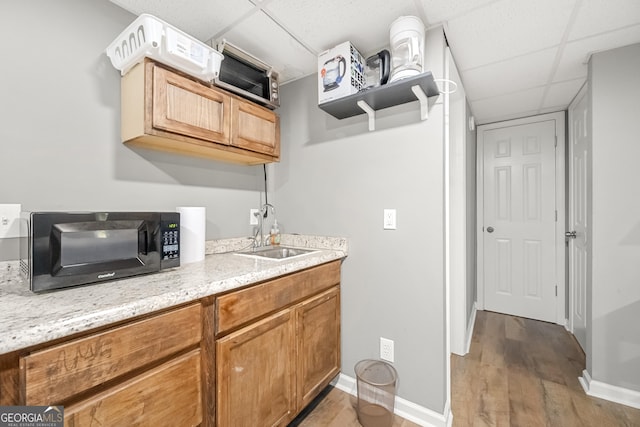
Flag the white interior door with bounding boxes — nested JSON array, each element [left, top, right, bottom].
[[568, 84, 589, 351], [482, 120, 557, 322]]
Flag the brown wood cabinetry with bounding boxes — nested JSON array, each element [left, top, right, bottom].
[[122, 60, 280, 165], [65, 350, 202, 427], [0, 259, 342, 427], [296, 286, 341, 410], [19, 303, 203, 426], [215, 261, 341, 427], [216, 310, 296, 427]]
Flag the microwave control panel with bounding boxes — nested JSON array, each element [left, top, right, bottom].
[[160, 216, 180, 268]]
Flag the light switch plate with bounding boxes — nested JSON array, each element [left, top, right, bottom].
[[383, 209, 396, 230], [0, 204, 21, 239]]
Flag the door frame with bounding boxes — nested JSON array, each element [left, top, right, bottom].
[[476, 111, 566, 325]]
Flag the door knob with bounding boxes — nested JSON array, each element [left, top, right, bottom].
[[486, 226, 494, 233], [565, 231, 577, 239]]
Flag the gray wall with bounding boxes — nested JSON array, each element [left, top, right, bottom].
[[2, 0, 451, 413], [0, 0, 265, 260], [588, 43, 640, 391], [275, 30, 448, 412]]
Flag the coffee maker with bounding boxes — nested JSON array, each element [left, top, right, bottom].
[[388, 16, 425, 83]]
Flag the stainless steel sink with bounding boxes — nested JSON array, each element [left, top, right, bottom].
[[234, 246, 317, 261]]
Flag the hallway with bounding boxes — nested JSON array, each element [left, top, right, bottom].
[[451, 310, 640, 426]]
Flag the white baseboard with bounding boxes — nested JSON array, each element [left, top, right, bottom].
[[579, 369, 640, 409], [464, 303, 478, 355], [334, 373, 453, 427]]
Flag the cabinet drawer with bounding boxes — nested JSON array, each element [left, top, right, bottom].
[[21, 303, 201, 404], [65, 349, 202, 427], [216, 261, 340, 335]]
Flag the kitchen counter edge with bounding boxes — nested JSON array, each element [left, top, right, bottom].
[[0, 234, 348, 355]]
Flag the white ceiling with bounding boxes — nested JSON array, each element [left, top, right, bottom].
[[110, 0, 640, 124]]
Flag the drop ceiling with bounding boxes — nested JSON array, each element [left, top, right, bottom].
[[110, 0, 640, 124]]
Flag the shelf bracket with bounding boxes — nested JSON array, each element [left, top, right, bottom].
[[411, 85, 429, 121], [356, 100, 376, 131]]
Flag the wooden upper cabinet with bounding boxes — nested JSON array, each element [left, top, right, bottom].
[[121, 59, 279, 165], [153, 65, 230, 144], [231, 98, 280, 157]]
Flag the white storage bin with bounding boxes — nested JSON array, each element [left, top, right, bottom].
[[106, 14, 223, 83]]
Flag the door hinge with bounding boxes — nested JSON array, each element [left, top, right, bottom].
[[555, 210, 558, 222], [555, 136, 558, 147], [555, 285, 558, 297]]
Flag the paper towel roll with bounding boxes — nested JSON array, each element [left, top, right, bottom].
[[177, 207, 205, 264]]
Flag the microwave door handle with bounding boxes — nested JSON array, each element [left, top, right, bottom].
[[139, 228, 148, 255]]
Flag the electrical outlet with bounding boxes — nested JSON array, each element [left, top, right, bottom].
[[380, 337, 394, 362], [383, 209, 396, 230], [249, 209, 259, 225], [0, 204, 21, 239]]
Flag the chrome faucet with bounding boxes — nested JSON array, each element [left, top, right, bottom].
[[253, 203, 275, 249]]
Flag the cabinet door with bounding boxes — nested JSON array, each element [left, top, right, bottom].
[[152, 64, 231, 144], [296, 286, 341, 410], [217, 309, 295, 427], [231, 98, 280, 157], [65, 350, 202, 427]]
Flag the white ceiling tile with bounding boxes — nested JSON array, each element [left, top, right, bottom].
[[541, 79, 585, 109], [470, 86, 545, 124], [110, 0, 256, 41], [107, 0, 640, 124], [554, 25, 640, 82], [446, 0, 576, 71], [569, 0, 640, 41], [462, 48, 557, 101], [416, 0, 500, 25], [217, 10, 317, 82], [264, 0, 418, 54]]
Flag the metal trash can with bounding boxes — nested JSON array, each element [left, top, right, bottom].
[[355, 359, 398, 427]]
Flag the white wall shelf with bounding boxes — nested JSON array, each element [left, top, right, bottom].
[[318, 72, 439, 131]]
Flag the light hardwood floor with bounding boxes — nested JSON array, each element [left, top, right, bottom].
[[452, 310, 640, 426], [289, 384, 419, 427], [291, 310, 640, 426]]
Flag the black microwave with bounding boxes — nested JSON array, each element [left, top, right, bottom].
[[20, 211, 180, 293], [214, 40, 280, 109]]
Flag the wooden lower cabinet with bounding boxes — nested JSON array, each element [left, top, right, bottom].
[[18, 303, 203, 426], [216, 310, 296, 427], [215, 263, 341, 427], [65, 350, 202, 426], [296, 287, 341, 410], [21, 304, 202, 405], [1, 261, 342, 427]]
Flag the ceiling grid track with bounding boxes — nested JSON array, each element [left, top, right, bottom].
[[537, 0, 583, 113], [208, 0, 277, 42]]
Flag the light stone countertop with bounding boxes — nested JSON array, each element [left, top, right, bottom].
[[0, 234, 347, 355]]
